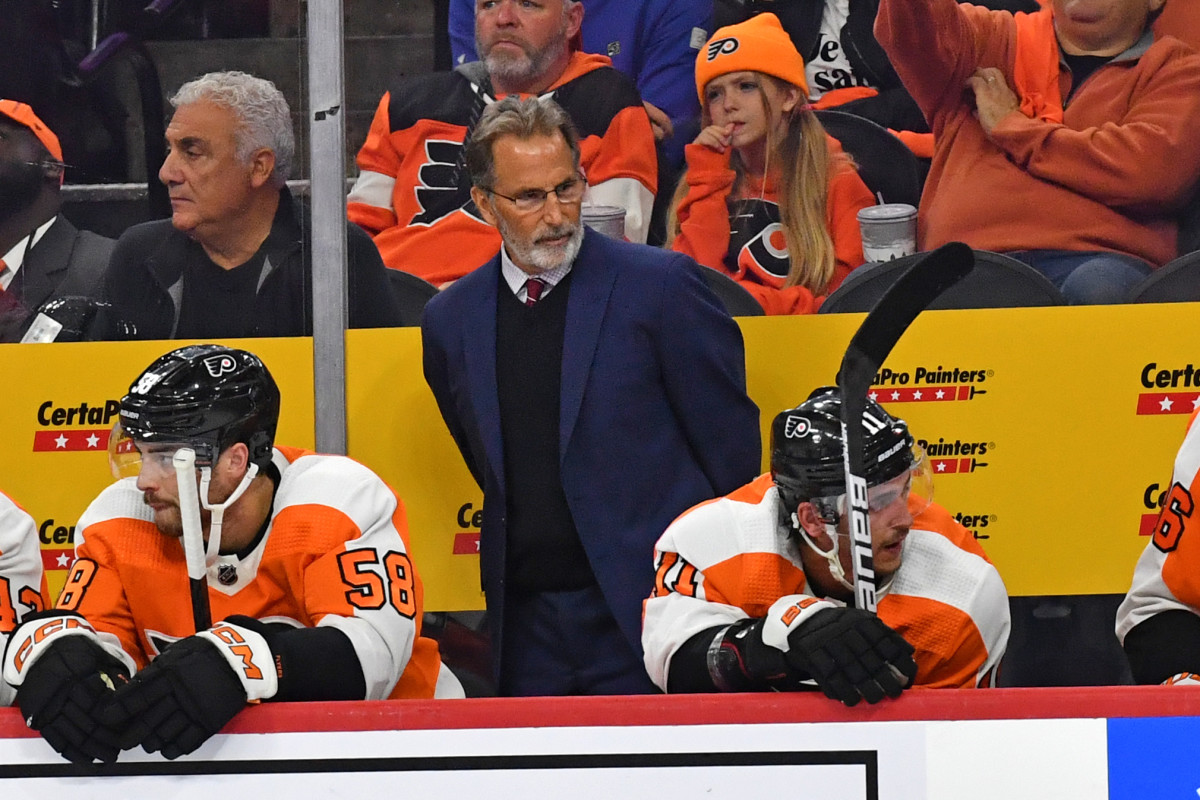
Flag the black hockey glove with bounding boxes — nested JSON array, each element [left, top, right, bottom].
[[105, 619, 279, 760], [714, 596, 917, 705], [2, 611, 131, 764]]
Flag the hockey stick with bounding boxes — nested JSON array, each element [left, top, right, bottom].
[[837, 241, 975, 613], [173, 447, 213, 632]]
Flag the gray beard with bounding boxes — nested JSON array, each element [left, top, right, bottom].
[[499, 216, 584, 273], [477, 28, 569, 92]]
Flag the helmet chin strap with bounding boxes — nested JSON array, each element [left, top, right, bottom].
[[791, 512, 855, 594], [197, 462, 259, 566]]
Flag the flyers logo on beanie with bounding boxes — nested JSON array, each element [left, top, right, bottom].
[[706, 37, 739, 61]]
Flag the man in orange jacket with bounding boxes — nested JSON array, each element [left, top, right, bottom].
[[876, 0, 1200, 305]]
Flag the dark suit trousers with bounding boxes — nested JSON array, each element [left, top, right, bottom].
[[499, 585, 660, 696]]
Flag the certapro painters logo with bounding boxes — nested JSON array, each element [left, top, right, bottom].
[[953, 511, 997, 541], [31, 399, 121, 452], [916, 436, 992, 475], [1136, 362, 1200, 415], [453, 502, 483, 555], [870, 365, 991, 403]]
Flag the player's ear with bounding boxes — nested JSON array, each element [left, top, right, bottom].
[[220, 442, 251, 479], [796, 503, 833, 548]]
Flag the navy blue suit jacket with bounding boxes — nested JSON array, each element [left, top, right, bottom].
[[422, 230, 761, 675]]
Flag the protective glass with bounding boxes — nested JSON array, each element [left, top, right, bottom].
[[488, 174, 585, 213], [815, 444, 934, 520]]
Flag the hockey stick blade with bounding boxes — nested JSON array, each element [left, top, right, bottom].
[[837, 242, 975, 613], [173, 447, 213, 632]]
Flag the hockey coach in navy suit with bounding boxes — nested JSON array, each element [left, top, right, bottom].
[[422, 96, 761, 696]]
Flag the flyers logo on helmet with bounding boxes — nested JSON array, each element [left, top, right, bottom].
[[784, 415, 810, 438], [203, 355, 238, 378], [707, 37, 739, 61]]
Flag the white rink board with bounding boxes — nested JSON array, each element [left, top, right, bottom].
[[0, 717, 1108, 800]]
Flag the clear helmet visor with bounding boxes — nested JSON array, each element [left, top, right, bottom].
[[107, 422, 205, 480], [816, 444, 934, 520]]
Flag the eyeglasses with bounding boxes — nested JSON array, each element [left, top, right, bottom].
[[486, 175, 585, 213]]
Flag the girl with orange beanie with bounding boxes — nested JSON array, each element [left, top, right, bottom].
[[667, 13, 875, 315]]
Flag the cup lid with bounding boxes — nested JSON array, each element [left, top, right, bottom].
[[857, 203, 918, 222]]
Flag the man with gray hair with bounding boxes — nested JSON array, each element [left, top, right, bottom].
[[422, 96, 760, 695], [100, 70, 399, 339], [349, 0, 659, 287]]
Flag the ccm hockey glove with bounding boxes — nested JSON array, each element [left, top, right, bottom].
[[714, 595, 917, 705], [105, 619, 277, 760], [2, 611, 131, 764]]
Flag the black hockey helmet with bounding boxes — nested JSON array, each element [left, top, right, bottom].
[[116, 344, 280, 470], [770, 386, 917, 513]]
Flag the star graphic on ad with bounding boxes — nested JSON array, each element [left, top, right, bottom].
[[935, 389, 946, 399], [86, 433, 100, 448], [1161, 396, 1175, 412], [56, 553, 72, 567], [54, 434, 68, 449]]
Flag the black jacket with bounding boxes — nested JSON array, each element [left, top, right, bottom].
[[0, 215, 114, 342], [100, 188, 400, 339]]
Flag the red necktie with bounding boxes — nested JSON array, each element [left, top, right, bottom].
[[524, 277, 546, 307]]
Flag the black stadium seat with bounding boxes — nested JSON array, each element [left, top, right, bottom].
[[387, 268, 440, 326], [819, 249, 1067, 313], [814, 109, 924, 208], [698, 266, 765, 317], [1126, 250, 1200, 304]]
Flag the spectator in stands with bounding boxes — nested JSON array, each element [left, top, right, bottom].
[[714, 0, 1040, 153], [0, 100, 112, 341], [667, 14, 874, 315], [350, 0, 658, 287], [422, 96, 760, 696], [448, 0, 711, 170], [1154, 0, 1199, 50], [644, 387, 1010, 701], [100, 71, 400, 339], [876, 0, 1200, 304], [2, 344, 459, 765], [0, 489, 48, 706], [1118, 409, 1200, 685]]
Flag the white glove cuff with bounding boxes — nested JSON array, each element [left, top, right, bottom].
[[2, 614, 100, 688], [198, 622, 279, 701], [760, 595, 838, 653]]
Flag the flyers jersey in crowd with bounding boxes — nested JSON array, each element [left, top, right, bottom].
[[348, 51, 657, 286], [58, 446, 446, 700], [643, 474, 1010, 690], [0, 491, 47, 705]]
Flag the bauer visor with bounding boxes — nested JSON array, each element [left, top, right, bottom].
[[812, 444, 934, 521]]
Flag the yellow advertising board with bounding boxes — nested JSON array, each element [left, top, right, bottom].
[[1, 303, 1195, 607]]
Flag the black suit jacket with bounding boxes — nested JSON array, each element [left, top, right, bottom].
[[1, 216, 113, 341]]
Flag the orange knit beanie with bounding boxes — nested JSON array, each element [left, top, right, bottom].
[[695, 13, 808, 106]]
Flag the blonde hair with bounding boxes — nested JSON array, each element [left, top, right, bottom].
[[667, 75, 849, 294]]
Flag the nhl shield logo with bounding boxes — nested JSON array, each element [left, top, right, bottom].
[[217, 564, 239, 586], [203, 355, 238, 378], [784, 415, 810, 438]]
